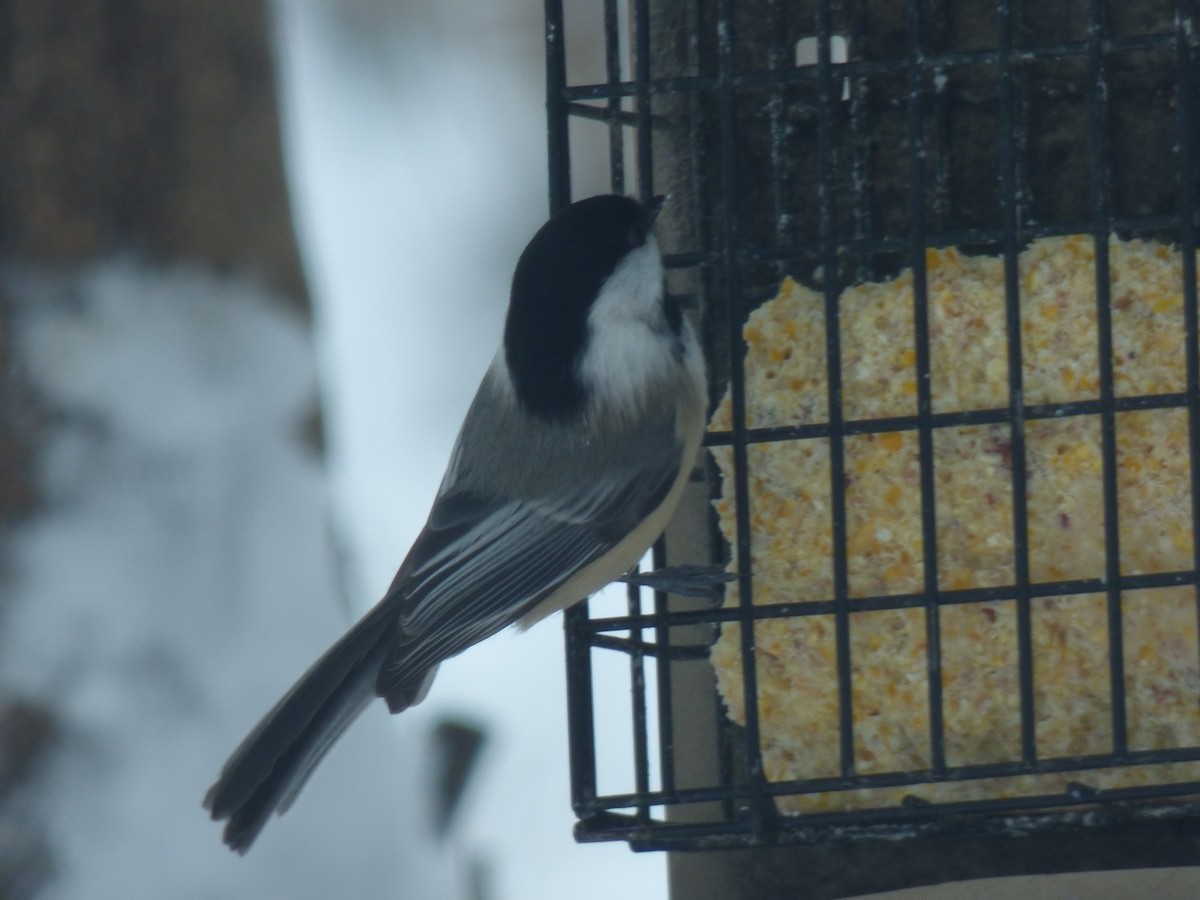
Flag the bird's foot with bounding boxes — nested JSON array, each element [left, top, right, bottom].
[[618, 564, 735, 598]]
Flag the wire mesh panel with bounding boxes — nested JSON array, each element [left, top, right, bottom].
[[547, 0, 1200, 853]]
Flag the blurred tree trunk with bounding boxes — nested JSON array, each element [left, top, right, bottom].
[[0, 3, 306, 896]]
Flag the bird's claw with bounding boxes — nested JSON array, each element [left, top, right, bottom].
[[619, 564, 736, 598]]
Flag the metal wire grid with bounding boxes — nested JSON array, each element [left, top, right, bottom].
[[546, 0, 1200, 850]]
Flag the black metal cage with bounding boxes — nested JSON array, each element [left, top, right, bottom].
[[547, 0, 1200, 857]]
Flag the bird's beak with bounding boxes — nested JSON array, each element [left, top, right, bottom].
[[646, 194, 669, 222]]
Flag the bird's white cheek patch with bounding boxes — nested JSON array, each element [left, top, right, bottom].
[[580, 238, 673, 412], [583, 320, 675, 413]]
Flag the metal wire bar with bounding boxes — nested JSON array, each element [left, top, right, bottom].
[[544, 0, 570, 212], [577, 786, 1200, 852], [574, 746, 1200, 816], [564, 600, 599, 817], [997, 0, 1038, 771], [560, 31, 1181, 102], [906, 0, 948, 779], [1178, 0, 1200, 696], [633, 0, 653, 200], [715, 0, 770, 838], [577, 568, 1200, 636], [626, 576, 652, 824], [766, 0, 793, 279], [735, 211, 1200, 262], [603, 0, 626, 195], [1086, 0, 1129, 760], [815, 0, 855, 787], [650, 542, 678, 798], [705, 390, 1196, 450]]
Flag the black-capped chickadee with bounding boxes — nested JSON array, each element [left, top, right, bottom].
[[205, 194, 708, 852]]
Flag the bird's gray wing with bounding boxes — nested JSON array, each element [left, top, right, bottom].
[[374, 421, 684, 706]]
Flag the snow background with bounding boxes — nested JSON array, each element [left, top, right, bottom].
[[0, 1, 668, 898]]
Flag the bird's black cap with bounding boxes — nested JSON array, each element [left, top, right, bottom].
[[504, 195, 661, 422]]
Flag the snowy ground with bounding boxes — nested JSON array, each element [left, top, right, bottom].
[[0, 1, 669, 898], [1, 261, 452, 899]]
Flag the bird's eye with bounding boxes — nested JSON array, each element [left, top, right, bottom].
[[627, 223, 646, 247]]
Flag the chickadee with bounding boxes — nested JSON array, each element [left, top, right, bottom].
[[205, 194, 708, 852]]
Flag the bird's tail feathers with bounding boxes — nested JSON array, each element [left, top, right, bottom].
[[204, 603, 395, 853]]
